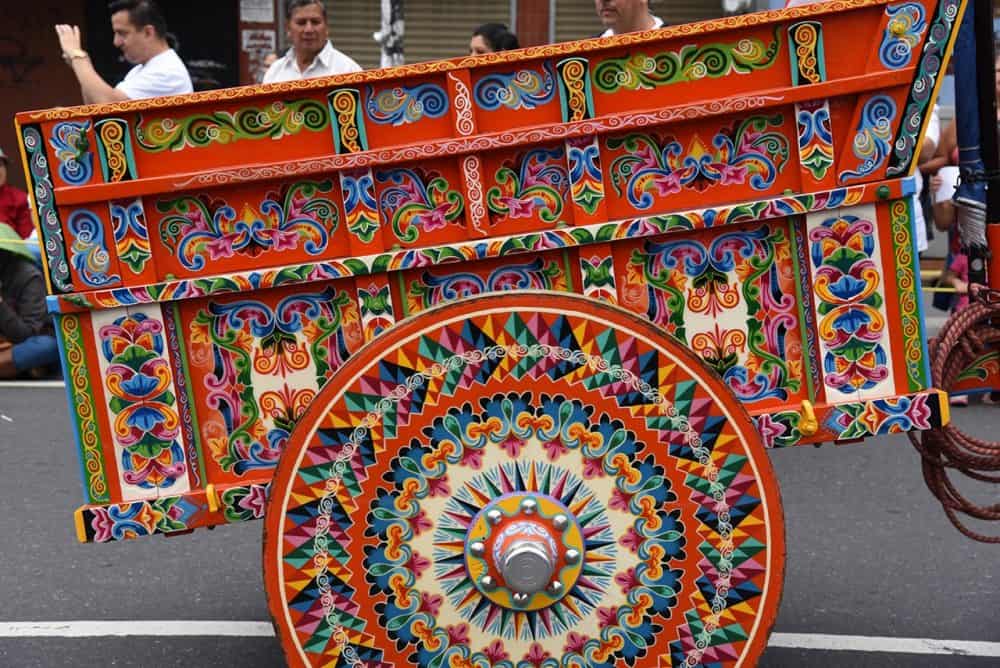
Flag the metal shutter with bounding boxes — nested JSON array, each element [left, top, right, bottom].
[[325, 1, 514, 70], [325, 1, 382, 70], [554, 0, 725, 44], [405, 0, 513, 64]]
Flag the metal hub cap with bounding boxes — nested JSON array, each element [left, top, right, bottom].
[[465, 493, 585, 610]]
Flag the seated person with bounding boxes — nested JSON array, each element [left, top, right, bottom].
[[0, 223, 60, 379]]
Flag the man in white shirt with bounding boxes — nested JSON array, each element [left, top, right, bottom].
[[54, 0, 192, 104], [263, 0, 361, 84], [596, 0, 664, 37]]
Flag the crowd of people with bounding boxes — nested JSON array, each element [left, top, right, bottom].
[[0, 0, 986, 382]]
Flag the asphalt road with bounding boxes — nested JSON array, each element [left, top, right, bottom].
[[0, 385, 997, 667]]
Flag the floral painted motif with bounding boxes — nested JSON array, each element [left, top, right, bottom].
[[136, 100, 328, 152], [567, 136, 604, 215], [110, 199, 152, 275], [375, 168, 465, 243], [406, 257, 566, 313], [23, 125, 72, 293], [810, 214, 890, 394], [158, 180, 338, 271], [365, 83, 448, 125], [593, 28, 780, 92], [608, 115, 790, 209], [84, 496, 198, 542], [486, 147, 569, 223], [49, 121, 93, 185], [474, 62, 556, 111], [839, 95, 896, 182], [879, 3, 927, 69], [629, 225, 802, 403], [100, 313, 187, 491], [797, 102, 834, 180], [825, 393, 934, 439], [68, 210, 120, 288], [191, 289, 356, 474], [340, 170, 380, 244]]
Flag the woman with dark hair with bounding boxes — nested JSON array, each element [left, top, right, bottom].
[[469, 23, 519, 55]]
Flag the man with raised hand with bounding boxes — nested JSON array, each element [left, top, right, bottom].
[[54, 0, 193, 104]]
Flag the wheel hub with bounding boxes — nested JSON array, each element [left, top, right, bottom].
[[465, 493, 584, 610]]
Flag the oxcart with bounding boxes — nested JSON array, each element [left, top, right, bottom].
[[15, 0, 970, 665]]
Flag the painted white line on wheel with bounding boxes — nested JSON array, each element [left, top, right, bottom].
[[0, 381, 65, 389], [0, 623, 997, 657], [769, 633, 1000, 657], [0, 621, 274, 638]]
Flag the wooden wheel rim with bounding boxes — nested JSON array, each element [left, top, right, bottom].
[[264, 292, 785, 667]]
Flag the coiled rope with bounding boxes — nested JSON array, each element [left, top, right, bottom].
[[908, 284, 1000, 542]]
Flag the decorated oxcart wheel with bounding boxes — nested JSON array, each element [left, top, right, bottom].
[[264, 292, 784, 667]]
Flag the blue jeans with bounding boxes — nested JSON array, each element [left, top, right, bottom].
[[12, 335, 60, 372]]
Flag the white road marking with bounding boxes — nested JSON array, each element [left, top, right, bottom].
[[0, 621, 274, 638], [0, 381, 65, 389], [0, 414, 11, 422], [0, 623, 997, 657], [768, 633, 1000, 657]]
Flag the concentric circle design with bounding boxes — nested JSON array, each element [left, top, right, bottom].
[[264, 293, 785, 668]]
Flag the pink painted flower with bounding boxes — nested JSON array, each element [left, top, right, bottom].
[[205, 235, 236, 260], [718, 163, 749, 186], [418, 592, 443, 616], [543, 438, 569, 462], [237, 484, 269, 518], [523, 643, 551, 667], [483, 640, 508, 662], [408, 509, 433, 536], [582, 456, 606, 479], [596, 606, 618, 629], [652, 174, 682, 197], [500, 435, 524, 458], [406, 550, 431, 578], [564, 632, 589, 654], [504, 197, 535, 219], [419, 205, 450, 232], [620, 526, 643, 553], [270, 229, 301, 252], [460, 447, 484, 469], [445, 623, 470, 646], [426, 475, 451, 498], [609, 487, 633, 511], [614, 566, 641, 594]]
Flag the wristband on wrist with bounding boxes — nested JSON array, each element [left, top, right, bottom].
[[62, 49, 89, 63]]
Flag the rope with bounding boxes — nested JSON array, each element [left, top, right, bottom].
[[908, 284, 1000, 543]]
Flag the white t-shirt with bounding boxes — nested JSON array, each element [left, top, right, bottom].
[[116, 48, 193, 99], [600, 15, 664, 37], [913, 105, 941, 253], [263, 41, 362, 83]]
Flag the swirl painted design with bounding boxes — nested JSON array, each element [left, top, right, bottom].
[[487, 147, 569, 223], [879, 3, 927, 69], [50, 121, 93, 185], [474, 61, 556, 110], [60, 314, 109, 502], [839, 95, 896, 183], [609, 115, 790, 208], [593, 27, 781, 92], [68, 210, 120, 288], [158, 180, 339, 271], [890, 199, 927, 390], [22, 125, 72, 293], [796, 102, 834, 180], [136, 100, 328, 152], [375, 168, 465, 243], [365, 83, 448, 126], [95, 118, 137, 182]]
